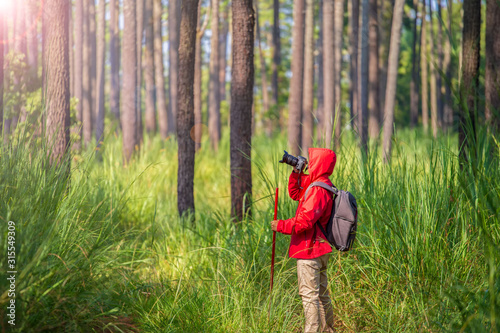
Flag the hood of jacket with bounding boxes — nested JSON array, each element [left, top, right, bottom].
[[306, 148, 336, 182]]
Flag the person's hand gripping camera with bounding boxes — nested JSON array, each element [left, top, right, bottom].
[[279, 150, 308, 174]]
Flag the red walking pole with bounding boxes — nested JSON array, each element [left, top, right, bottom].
[[270, 187, 279, 293]]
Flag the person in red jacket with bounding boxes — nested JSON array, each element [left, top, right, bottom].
[[271, 147, 336, 333]]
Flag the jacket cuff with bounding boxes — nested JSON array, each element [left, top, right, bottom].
[[277, 219, 294, 235]]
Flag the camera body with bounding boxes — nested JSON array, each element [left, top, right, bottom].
[[279, 150, 308, 172]]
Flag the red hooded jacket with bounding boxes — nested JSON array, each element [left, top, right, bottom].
[[276, 148, 336, 259]]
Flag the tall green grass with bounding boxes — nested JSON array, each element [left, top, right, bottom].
[[1, 127, 498, 332]]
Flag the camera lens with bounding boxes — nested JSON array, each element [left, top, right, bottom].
[[279, 150, 299, 167]]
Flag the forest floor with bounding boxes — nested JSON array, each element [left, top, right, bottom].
[[0, 128, 499, 332]]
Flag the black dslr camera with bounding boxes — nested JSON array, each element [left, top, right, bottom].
[[279, 150, 308, 172]]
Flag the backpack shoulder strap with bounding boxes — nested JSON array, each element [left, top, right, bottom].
[[303, 181, 338, 201]]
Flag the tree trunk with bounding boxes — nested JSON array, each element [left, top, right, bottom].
[[349, 0, 359, 132], [288, 0, 305, 155], [89, 0, 97, 128], [154, 0, 169, 139], [69, 4, 74, 98], [110, 0, 121, 122], [302, 0, 314, 153], [219, 4, 229, 101], [74, 0, 83, 147], [256, 0, 270, 136], [443, 1, 453, 130], [410, 0, 419, 128], [359, 0, 369, 153], [459, 0, 480, 161], [323, 0, 334, 147], [333, 0, 343, 148], [45, 0, 70, 166], [428, 3, 438, 138], [136, 0, 145, 144], [272, 0, 280, 113], [82, 1, 93, 146], [382, 0, 404, 163], [95, 0, 106, 146], [194, 2, 209, 150], [485, 0, 500, 131], [368, 0, 380, 138], [316, 0, 324, 143], [121, 0, 138, 162], [144, 0, 156, 134], [169, 0, 180, 134], [209, 0, 221, 151], [231, 0, 254, 221], [177, 0, 200, 218], [437, 2, 444, 129], [420, 0, 428, 133]]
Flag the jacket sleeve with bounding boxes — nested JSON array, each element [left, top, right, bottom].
[[288, 171, 309, 201], [277, 186, 330, 235]]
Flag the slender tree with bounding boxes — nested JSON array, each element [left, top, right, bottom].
[[110, 0, 121, 122], [74, 0, 83, 146], [194, 1, 209, 150], [45, 0, 70, 166], [144, 0, 157, 134], [302, 0, 314, 152], [368, 0, 380, 138], [316, 0, 324, 143], [271, 0, 280, 112], [82, 1, 93, 145], [69, 4, 74, 97], [485, 0, 500, 130], [89, 0, 97, 123], [349, 0, 359, 131], [137, 0, 145, 143], [420, 0, 428, 133], [410, 0, 419, 128], [209, 0, 221, 151], [154, 0, 169, 139], [219, 4, 229, 101], [288, 0, 305, 155], [429, 3, 438, 138], [459, 0, 480, 161], [382, 0, 405, 163], [323, 0, 334, 147], [177, 0, 200, 218], [333, 0, 343, 148], [256, 0, 270, 130], [231, 0, 254, 221], [169, 0, 180, 134], [443, 1, 453, 129], [121, 0, 138, 162], [95, 0, 105, 146], [359, 0, 369, 153]]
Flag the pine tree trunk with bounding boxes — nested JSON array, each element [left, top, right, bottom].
[[437, 3, 444, 129], [89, 0, 97, 127], [323, 0, 334, 147], [349, 0, 359, 131], [420, 0, 428, 133], [428, 3, 438, 138], [219, 5, 229, 101], [333, 0, 343, 148], [410, 0, 419, 128], [110, 0, 121, 122], [209, 0, 221, 151], [121, 0, 138, 162], [194, 2, 208, 151], [144, 0, 157, 134], [272, 0, 280, 112], [95, 0, 106, 146], [485, 0, 500, 131], [74, 0, 84, 147], [288, 0, 305, 155], [302, 0, 314, 153], [382, 0, 404, 163], [443, 1, 453, 130], [316, 0, 324, 143], [359, 0, 369, 153], [368, 0, 380, 138], [256, 0, 270, 134], [69, 5, 74, 98], [154, 0, 169, 139], [169, 0, 180, 134], [45, 0, 70, 167], [459, 0, 480, 161], [82, 1, 93, 146], [136, 0, 145, 144], [177, 0, 200, 218], [230, 0, 254, 221]]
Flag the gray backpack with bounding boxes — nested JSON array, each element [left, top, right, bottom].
[[304, 182, 358, 251]]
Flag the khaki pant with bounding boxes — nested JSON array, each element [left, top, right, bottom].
[[297, 253, 335, 333]]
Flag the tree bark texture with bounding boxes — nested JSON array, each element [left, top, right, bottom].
[[95, 0, 106, 146], [82, 1, 93, 146], [437, 2, 444, 128], [410, 0, 419, 128], [231, 0, 254, 221], [368, 0, 380, 138], [288, 0, 305, 155], [110, 0, 121, 122], [121, 0, 138, 162], [382, 0, 404, 163], [144, 0, 157, 134], [137, 0, 145, 143], [74, 0, 83, 147], [69, 4, 74, 97], [272, 0, 281, 111], [177, 0, 200, 218], [333, 0, 343, 148], [428, 3, 438, 138], [256, 0, 270, 135], [169, 0, 180, 134], [45, 0, 70, 166], [302, 0, 314, 153], [209, 0, 221, 151], [459, 0, 480, 160], [316, 0, 324, 143], [359, 0, 369, 153], [154, 0, 169, 139], [349, 0, 359, 132], [323, 0, 334, 148], [89, 0, 97, 125], [194, 2, 209, 150], [420, 0, 428, 133], [485, 0, 500, 130], [443, 1, 453, 130]]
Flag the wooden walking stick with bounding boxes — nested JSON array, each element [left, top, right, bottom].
[[270, 187, 279, 292]]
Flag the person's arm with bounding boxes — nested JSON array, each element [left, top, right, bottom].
[[277, 187, 329, 235], [288, 170, 309, 201]]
